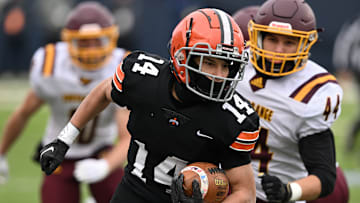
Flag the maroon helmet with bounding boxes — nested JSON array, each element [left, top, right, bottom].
[[61, 1, 119, 70], [248, 0, 318, 77], [254, 0, 316, 31], [232, 5, 260, 42]]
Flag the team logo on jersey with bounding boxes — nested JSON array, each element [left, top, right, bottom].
[[161, 107, 190, 127], [169, 117, 179, 126], [80, 77, 93, 85], [250, 74, 267, 92]]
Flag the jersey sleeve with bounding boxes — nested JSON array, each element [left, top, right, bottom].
[[220, 94, 260, 169], [111, 59, 129, 108], [111, 51, 166, 108], [228, 112, 260, 152], [298, 81, 343, 138], [29, 46, 47, 99]]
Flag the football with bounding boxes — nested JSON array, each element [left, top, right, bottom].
[[181, 162, 229, 203]]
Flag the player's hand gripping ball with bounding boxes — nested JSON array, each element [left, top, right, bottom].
[[181, 162, 229, 203]]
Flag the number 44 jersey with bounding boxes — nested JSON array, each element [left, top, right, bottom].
[[30, 42, 129, 159], [110, 51, 260, 202], [236, 59, 343, 201]]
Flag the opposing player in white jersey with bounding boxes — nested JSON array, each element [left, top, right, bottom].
[[0, 2, 131, 203], [236, 0, 343, 202]]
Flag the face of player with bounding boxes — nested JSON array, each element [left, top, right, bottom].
[[262, 33, 299, 63], [193, 56, 230, 82], [76, 38, 103, 48]]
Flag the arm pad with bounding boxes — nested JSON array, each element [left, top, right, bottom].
[[299, 129, 336, 197]]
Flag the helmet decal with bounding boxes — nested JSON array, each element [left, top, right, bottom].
[[213, 9, 234, 45]]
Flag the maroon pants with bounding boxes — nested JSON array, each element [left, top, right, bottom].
[[41, 159, 124, 203]]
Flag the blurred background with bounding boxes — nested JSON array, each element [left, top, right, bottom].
[[0, 0, 359, 75], [0, 0, 359, 202]]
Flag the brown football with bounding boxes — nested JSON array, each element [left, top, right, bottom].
[[181, 162, 229, 203]]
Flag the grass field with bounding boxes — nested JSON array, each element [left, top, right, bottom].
[[0, 76, 359, 202]]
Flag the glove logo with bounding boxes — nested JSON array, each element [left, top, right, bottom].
[[40, 146, 54, 159]]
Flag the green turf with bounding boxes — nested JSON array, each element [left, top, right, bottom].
[[0, 78, 91, 202], [0, 77, 359, 202]]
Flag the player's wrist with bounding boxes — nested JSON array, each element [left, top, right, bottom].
[[58, 122, 80, 146], [288, 182, 302, 201], [98, 159, 110, 174]]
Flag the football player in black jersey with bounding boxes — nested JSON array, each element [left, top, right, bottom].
[[39, 8, 260, 203]]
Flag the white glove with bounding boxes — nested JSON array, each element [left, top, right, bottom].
[[0, 155, 9, 184], [74, 158, 110, 184]]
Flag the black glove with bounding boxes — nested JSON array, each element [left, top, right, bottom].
[[260, 174, 292, 203], [32, 141, 43, 164], [171, 174, 203, 203], [39, 139, 69, 175]]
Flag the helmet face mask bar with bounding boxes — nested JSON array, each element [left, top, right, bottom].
[[174, 42, 249, 102], [62, 25, 119, 70]]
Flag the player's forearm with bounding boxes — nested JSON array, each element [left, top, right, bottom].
[[0, 91, 43, 155], [70, 78, 113, 130], [0, 111, 28, 155], [103, 136, 130, 172], [103, 108, 131, 171], [223, 190, 255, 203], [223, 164, 256, 203], [294, 175, 322, 201]]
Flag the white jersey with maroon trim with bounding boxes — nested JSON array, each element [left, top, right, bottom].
[[236, 59, 343, 201], [30, 42, 129, 158]]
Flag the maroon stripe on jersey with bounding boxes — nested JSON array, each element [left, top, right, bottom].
[[301, 80, 338, 103], [290, 72, 330, 98], [290, 72, 338, 103]]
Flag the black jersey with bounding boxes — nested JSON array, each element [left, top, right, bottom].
[[111, 51, 259, 202]]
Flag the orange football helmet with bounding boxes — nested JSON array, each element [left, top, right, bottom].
[[170, 8, 249, 102], [248, 0, 318, 77], [61, 2, 119, 70]]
